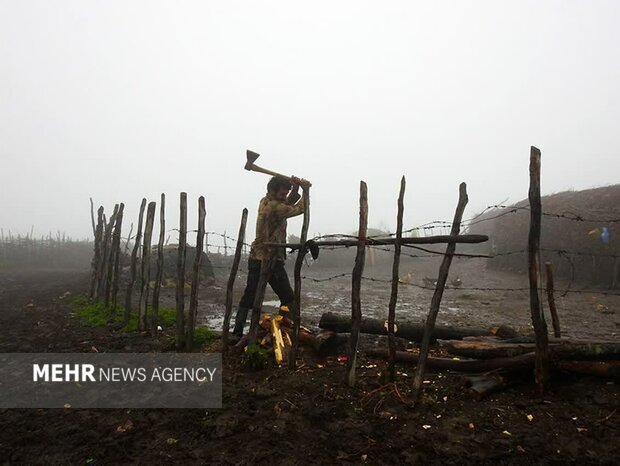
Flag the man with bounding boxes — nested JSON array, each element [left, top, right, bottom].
[[232, 175, 309, 337]]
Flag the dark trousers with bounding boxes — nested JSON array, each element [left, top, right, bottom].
[[233, 258, 295, 335]]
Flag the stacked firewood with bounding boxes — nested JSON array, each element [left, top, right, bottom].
[[319, 312, 620, 399]]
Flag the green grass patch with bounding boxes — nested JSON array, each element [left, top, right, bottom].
[[244, 344, 269, 371], [165, 327, 217, 348], [193, 327, 217, 346], [70, 295, 119, 328], [70, 294, 179, 332]]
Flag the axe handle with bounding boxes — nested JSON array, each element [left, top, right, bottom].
[[249, 163, 312, 187], [250, 164, 293, 182]]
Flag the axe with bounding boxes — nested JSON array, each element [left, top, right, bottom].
[[245, 150, 312, 187]]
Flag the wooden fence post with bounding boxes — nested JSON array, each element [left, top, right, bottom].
[[289, 185, 310, 370], [124, 223, 134, 254], [89, 206, 104, 300], [89, 197, 96, 238], [387, 176, 406, 382], [186, 196, 206, 351], [138, 202, 156, 331], [97, 204, 118, 301], [152, 193, 166, 331], [545, 262, 561, 338], [346, 181, 368, 387], [124, 198, 147, 324], [110, 203, 125, 311], [176, 192, 188, 350], [412, 183, 468, 402], [528, 146, 550, 394], [223, 208, 248, 351]]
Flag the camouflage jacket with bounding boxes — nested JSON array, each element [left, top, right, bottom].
[[249, 190, 305, 261]]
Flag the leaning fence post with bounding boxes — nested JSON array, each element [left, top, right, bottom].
[[98, 204, 118, 302], [89, 206, 104, 300], [152, 193, 166, 331], [545, 262, 561, 338], [412, 182, 468, 402], [138, 202, 156, 331], [124, 198, 147, 324], [186, 196, 206, 351], [110, 203, 125, 311], [528, 146, 550, 394], [387, 176, 406, 382], [289, 184, 311, 370], [346, 181, 368, 387], [222, 208, 248, 351], [176, 192, 188, 350], [89, 197, 96, 238]]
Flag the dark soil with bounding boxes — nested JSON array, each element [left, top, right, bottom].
[[1, 266, 619, 465]]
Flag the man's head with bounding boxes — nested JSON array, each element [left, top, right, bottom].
[[267, 176, 292, 201]]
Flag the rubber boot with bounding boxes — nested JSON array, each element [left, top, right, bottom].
[[232, 306, 250, 336]]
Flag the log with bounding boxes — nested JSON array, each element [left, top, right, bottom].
[[387, 176, 406, 382], [151, 193, 166, 330], [444, 339, 620, 361], [346, 181, 368, 388], [176, 192, 188, 350], [319, 312, 505, 341], [222, 208, 248, 351], [368, 348, 536, 372], [289, 184, 310, 370], [413, 182, 469, 402], [555, 360, 620, 378], [138, 202, 156, 331], [462, 375, 508, 400], [124, 198, 146, 324], [186, 196, 206, 351], [528, 146, 550, 394]]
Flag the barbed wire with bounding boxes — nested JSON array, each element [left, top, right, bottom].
[[298, 272, 620, 296]]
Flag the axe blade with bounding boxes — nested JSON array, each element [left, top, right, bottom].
[[245, 150, 260, 170]]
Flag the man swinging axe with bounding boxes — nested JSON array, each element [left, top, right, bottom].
[[231, 150, 311, 338]]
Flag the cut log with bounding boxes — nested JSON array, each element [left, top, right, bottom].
[[443, 339, 620, 361], [555, 360, 620, 378], [368, 349, 620, 379], [367, 348, 536, 372], [319, 312, 512, 342], [461, 375, 508, 400]]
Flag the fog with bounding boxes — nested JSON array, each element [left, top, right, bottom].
[[1, 0, 619, 247]]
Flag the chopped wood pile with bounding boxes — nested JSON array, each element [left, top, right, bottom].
[[236, 308, 347, 365], [318, 312, 620, 399]]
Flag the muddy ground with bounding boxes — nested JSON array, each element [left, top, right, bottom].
[[1, 258, 619, 465]]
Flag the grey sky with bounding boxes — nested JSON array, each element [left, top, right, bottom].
[[1, 0, 619, 247]]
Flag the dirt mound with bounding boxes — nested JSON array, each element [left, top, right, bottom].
[[469, 185, 620, 288]]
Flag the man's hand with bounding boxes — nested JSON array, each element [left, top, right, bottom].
[[291, 176, 311, 188]]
